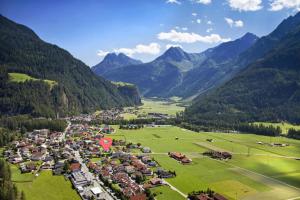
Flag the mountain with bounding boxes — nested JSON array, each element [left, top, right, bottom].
[[97, 47, 206, 97], [163, 32, 259, 98], [0, 15, 141, 118], [92, 53, 142, 76], [185, 12, 300, 124]]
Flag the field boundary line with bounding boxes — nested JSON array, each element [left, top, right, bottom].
[[163, 179, 188, 198]]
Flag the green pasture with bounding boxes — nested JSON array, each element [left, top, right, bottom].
[[8, 73, 57, 88], [109, 126, 300, 199]]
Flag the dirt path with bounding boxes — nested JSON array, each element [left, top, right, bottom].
[[163, 179, 188, 198]]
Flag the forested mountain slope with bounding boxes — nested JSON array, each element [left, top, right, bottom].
[[0, 15, 141, 117]]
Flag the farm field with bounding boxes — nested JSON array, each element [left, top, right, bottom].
[[10, 165, 80, 200], [254, 122, 300, 134], [110, 126, 300, 200], [123, 98, 185, 118]]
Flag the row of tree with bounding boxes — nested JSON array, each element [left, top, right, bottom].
[[0, 159, 25, 200], [0, 115, 67, 132]]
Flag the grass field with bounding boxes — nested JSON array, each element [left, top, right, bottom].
[[10, 164, 80, 200], [110, 126, 300, 200], [254, 122, 300, 134], [8, 72, 57, 88], [123, 98, 185, 118]]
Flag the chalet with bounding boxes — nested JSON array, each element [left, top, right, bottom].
[[156, 168, 175, 178], [129, 193, 147, 200], [142, 147, 151, 153], [213, 193, 228, 200], [70, 162, 81, 172], [150, 178, 163, 186], [31, 152, 45, 161], [70, 171, 89, 187]]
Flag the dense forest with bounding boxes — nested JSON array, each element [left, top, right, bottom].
[[0, 115, 67, 132], [0, 160, 25, 200], [0, 15, 141, 118]]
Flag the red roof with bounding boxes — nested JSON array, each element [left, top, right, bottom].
[[70, 163, 81, 172], [130, 193, 147, 200]]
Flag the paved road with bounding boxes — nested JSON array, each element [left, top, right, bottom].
[[74, 151, 115, 200]]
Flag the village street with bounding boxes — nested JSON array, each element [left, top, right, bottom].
[[74, 151, 115, 200]]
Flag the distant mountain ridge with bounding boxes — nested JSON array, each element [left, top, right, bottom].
[[0, 15, 141, 117], [92, 32, 258, 98], [185, 12, 300, 124], [92, 53, 142, 76]]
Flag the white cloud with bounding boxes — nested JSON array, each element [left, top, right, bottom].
[[269, 0, 300, 11], [194, 0, 212, 4], [97, 50, 110, 57], [165, 44, 183, 49], [228, 0, 263, 11], [235, 20, 244, 27], [225, 17, 244, 27], [207, 20, 212, 25], [196, 19, 202, 24], [192, 12, 198, 16], [206, 28, 213, 33], [157, 29, 231, 43], [166, 0, 181, 4], [182, 27, 188, 31], [113, 43, 161, 57]]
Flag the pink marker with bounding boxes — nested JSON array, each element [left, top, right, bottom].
[[99, 137, 113, 151]]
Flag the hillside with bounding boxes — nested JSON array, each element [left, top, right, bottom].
[[0, 15, 141, 117], [168, 33, 258, 98], [185, 12, 300, 124]]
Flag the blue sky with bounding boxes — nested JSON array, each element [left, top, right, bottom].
[[0, 0, 299, 66]]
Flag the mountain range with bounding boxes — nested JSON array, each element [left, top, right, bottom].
[[185, 12, 300, 124], [92, 32, 258, 98], [0, 15, 141, 118]]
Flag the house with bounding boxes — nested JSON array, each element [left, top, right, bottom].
[[129, 193, 147, 200], [125, 165, 135, 174], [90, 187, 103, 199], [70, 163, 81, 172], [31, 152, 45, 161], [150, 178, 163, 186], [156, 168, 174, 178], [71, 171, 89, 187], [142, 147, 151, 153], [213, 193, 228, 200]]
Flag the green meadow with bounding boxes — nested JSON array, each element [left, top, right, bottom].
[[10, 165, 80, 200], [122, 98, 185, 119], [8, 72, 57, 88], [254, 122, 300, 134], [110, 126, 300, 200]]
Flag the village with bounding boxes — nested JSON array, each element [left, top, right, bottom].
[[2, 117, 197, 200]]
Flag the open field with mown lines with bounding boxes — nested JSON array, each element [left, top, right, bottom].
[[110, 126, 300, 200]]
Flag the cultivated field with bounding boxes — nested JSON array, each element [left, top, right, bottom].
[[122, 98, 185, 119], [110, 126, 300, 200], [254, 122, 300, 134]]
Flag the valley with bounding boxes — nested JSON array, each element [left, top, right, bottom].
[[1, 2, 300, 200]]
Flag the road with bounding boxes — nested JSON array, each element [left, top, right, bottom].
[[74, 151, 115, 200]]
